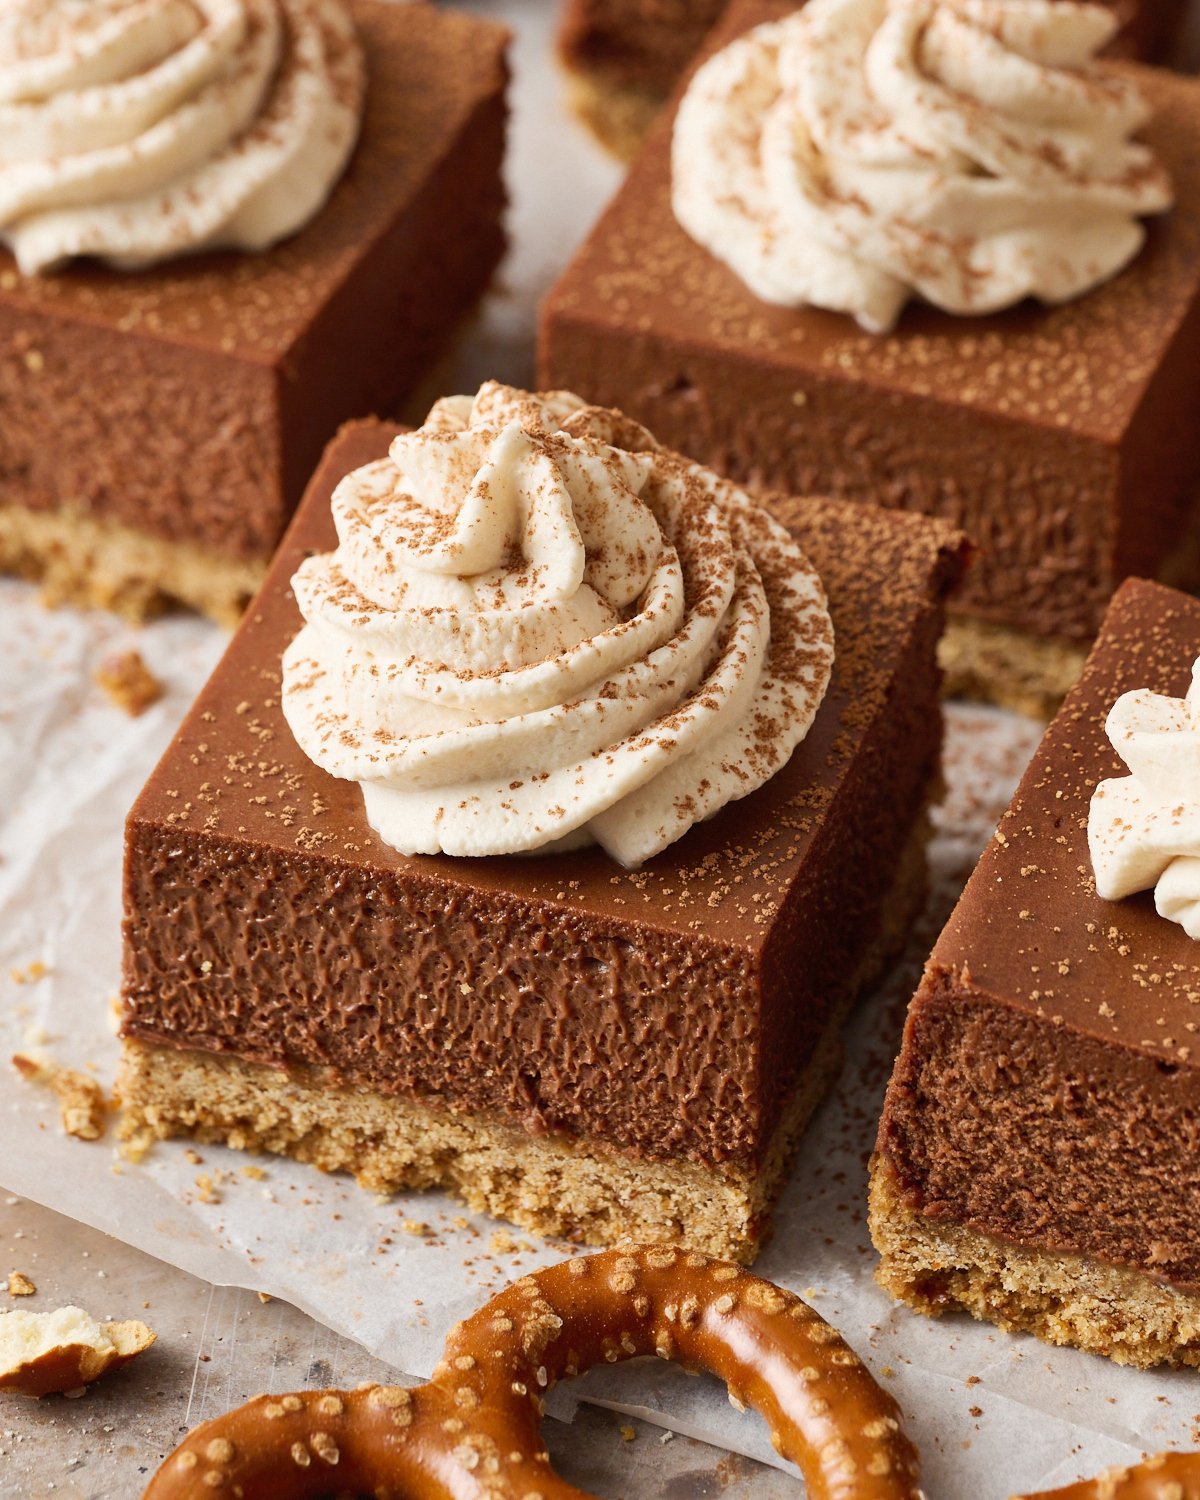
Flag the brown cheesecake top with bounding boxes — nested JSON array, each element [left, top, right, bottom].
[[933, 577, 1200, 1068], [128, 419, 966, 951], [544, 0, 1200, 447], [0, 1, 509, 363]]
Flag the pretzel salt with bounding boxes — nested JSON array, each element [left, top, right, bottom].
[[1016, 1450, 1200, 1500], [143, 1243, 922, 1498]]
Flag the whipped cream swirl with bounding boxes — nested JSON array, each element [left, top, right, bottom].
[[672, 0, 1173, 333], [282, 384, 835, 869], [0, 0, 364, 275], [1089, 661, 1200, 939]]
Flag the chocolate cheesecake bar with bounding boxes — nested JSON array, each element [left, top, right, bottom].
[[0, 2, 508, 625], [118, 412, 965, 1262], [872, 577, 1200, 1367], [540, 0, 1200, 717], [557, 0, 1186, 160]]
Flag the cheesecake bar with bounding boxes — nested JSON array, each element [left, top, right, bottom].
[[118, 407, 965, 1262], [556, 0, 1186, 160], [540, 0, 1200, 717], [0, 2, 508, 625], [872, 577, 1200, 1366]]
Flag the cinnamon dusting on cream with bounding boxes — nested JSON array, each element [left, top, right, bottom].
[[0, 0, 365, 275], [281, 385, 836, 867], [671, 0, 1173, 331]]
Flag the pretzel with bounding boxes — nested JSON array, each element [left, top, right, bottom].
[[143, 1243, 923, 1499], [1016, 1450, 1200, 1499], [0, 1306, 155, 1397]]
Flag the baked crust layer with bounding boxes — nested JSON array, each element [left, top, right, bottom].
[[0, 502, 264, 626], [118, 1032, 834, 1263], [869, 1156, 1200, 1370], [561, 63, 664, 161], [938, 615, 1089, 721]]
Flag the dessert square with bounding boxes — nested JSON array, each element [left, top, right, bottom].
[[557, 0, 1185, 160], [118, 414, 965, 1262], [872, 576, 1200, 1367], [0, 2, 508, 626], [539, 0, 1200, 717]]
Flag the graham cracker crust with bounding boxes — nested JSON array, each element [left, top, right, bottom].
[[0, 503, 265, 627], [118, 816, 930, 1263], [938, 614, 1088, 721], [561, 64, 663, 161], [868, 1155, 1200, 1369]]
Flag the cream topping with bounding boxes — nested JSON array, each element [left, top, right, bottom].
[[282, 384, 836, 869], [671, 0, 1173, 333], [0, 0, 364, 275], [1089, 661, 1200, 939]]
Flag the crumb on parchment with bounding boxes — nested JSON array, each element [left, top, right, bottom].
[[94, 650, 163, 717], [11, 1054, 107, 1141], [8, 962, 48, 986]]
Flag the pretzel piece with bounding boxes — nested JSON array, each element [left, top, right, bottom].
[[1015, 1451, 1200, 1500], [143, 1244, 922, 1499], [0, 1306, 155, 1397]]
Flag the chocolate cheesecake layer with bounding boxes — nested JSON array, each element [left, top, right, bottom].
[[540, 0, 1200, 646], [121, 421, 966, 1176], [877, 578, 1200, 1294], [0, 2, 507, 578]]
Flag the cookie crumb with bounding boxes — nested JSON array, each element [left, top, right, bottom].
[[9, 961, 49, 986], [194, 1174, 220, 1205], [95, 650, 163, 717], [7, 1273, 36, 1298], [12, 1055, 108, 1140], [54, 1071, 107, 1141]]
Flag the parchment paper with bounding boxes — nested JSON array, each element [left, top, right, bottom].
[[3, 0, 1200, 1491]]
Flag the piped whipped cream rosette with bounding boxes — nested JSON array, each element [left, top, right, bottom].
[[671, 0, 1173, 333], [1089, 661, 1200, 939], [281, 384, 836, 869], [0, 0, 364, 275]]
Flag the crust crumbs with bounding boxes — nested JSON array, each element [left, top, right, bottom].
[[12, 1055, 108, 1141], [94, 650, 164, 717]]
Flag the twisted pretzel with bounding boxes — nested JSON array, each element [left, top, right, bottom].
[[143, 1244, 922, 1499], [1017, 1451, 1200, 1499]]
